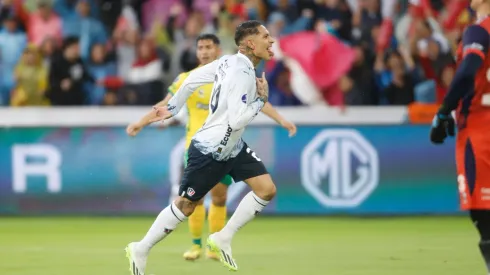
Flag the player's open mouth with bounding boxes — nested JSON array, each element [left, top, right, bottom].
[[267, 47, 273, 56]]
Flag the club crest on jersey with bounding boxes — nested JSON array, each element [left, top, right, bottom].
[[187, 187, 195, 196], [241, 94, 247, 103]]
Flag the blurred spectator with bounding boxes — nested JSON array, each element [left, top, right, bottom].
[[435, 64, 455, 103], [95, 0, 123, 35], [315, 0, 352, 42], [0, 0, 18, 28], [381, 47, 418, 105], [343, 45, 378, 105], [47, 36, 94, 105], [353, 0, 382, 47], [114, 28, 139, 80], [268, 61, 302, 106], [40, 36, 58, 69], [0, 16, 27, 105], [53, 0, 98, 22], [112, 5, 140, 80], [59, 0, 107, 60], [85, 43, 116, 105], [411, 19, 454, 103], [122, 38, 165, 105], [0, 0, 470, 107], [167, 4, 217, 74], [10, 45, 49, 106], [269, 0, 298, 22], [15, 0, 62, 47], [267, 8, 312, 37], [215, 13, 240, 55]]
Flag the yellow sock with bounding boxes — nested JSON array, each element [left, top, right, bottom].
[[189, 204, 205, 247], [208, 204, 227, 233]]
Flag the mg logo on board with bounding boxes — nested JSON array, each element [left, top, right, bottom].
[[301, 129, 379, 208]]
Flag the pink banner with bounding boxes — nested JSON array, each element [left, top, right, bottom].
[[279, 32, 355, 90]]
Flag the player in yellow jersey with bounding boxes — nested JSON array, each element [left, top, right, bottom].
[[126, 33, 296, 261]]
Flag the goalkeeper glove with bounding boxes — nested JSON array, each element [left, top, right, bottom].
[[430, 112, 455, 144]]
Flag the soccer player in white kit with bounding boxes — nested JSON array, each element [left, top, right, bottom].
[[125, 20, 278, 274]]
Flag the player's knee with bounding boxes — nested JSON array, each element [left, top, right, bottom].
[[175, 196, 199, 217], [211, 194, 227, 206], [255, 182, 276, 201], [211, 184, 228, 206]]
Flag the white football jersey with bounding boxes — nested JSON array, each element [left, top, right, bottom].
[[167, 53, 265, 161]]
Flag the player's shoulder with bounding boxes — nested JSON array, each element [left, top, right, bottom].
[[464, 20, 490, 38], [461, 22, 490, 48], [218, 54, 248, 67], [226, 55, 255, 74], [216, 54, 238, 68], [173, 71, 190, 84]]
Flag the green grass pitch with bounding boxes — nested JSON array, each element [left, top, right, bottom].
[[0, 216, 484, 275]]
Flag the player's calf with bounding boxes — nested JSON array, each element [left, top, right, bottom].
[[470, 210, 490, 273], [210, 183, 228, 207], [247, 173, 277, 201], [184, 198, 206, 261], [130, 198, 199, 259], [217, 174, 275, 243]]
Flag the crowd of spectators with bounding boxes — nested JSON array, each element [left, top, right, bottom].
[[0, 0, 473, 107]]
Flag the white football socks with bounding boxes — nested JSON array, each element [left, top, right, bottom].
[[219, 191, 269, 242], [138, 202, 187, 253]]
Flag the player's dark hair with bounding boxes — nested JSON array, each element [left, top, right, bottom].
[[234, 20, 262, 46], [196, 34, 220, 45]]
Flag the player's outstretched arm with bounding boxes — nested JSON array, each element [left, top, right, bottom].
[[126, 93, 173, 136], [227, 70, 266, 131], [430, 25, 489, 144], [261, 102, 297, 137], [166, 60, 218, 117]]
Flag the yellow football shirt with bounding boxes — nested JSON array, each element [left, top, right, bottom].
[[168, 69, 214, 149]]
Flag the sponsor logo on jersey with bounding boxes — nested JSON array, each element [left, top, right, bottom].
[[241, 94, 247, 103], [220, 125, 233, 146]]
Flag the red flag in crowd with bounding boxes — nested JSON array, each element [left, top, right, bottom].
[[278, 31, 355, 90]]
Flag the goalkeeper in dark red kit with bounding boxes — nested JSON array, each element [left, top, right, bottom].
[[430, 0, 490, 273]]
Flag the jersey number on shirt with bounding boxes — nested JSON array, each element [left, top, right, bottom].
[[210, 84, 222, 114], [246, 147, 261, 162]]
